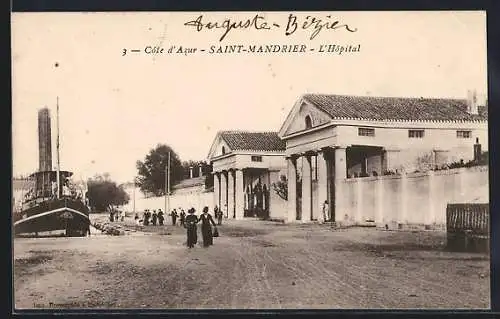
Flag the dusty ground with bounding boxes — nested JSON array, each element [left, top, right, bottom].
[[13, 214, 490, 310]]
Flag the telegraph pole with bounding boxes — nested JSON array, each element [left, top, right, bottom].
[[167, 151, 171, 213], [133, 177, 136, 214], [164, 152, 171, 214], [56, 96, 61, 199]]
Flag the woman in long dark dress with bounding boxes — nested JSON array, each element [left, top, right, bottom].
[[185, 208, 199, 248], [199, 206, 217, 247]]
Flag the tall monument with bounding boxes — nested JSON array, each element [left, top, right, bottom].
[[38, 108, 52, 172]]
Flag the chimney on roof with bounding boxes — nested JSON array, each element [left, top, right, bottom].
[[466, 89, 479, 115]]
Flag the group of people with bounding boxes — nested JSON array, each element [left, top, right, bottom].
[[134, 209, 166, 226], [185, 206, 218, 248], [132, 205, 224, 248], [109, 210, 125, 222]]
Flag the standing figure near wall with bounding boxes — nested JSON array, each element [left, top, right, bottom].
[[322, 200, 329, 223]]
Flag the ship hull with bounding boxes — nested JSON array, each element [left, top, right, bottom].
[[14, 198, 90, 237]]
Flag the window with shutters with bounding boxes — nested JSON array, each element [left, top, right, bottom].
[[408, 130, 424, 138], [358, 127, 375, 137]]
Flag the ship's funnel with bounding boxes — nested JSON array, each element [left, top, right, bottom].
[[38, 108, 52, 172]]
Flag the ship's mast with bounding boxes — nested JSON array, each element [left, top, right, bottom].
[[56, 96, 61, 199]]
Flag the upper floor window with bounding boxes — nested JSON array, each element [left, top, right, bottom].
[[221, 146, 226, 155], [251, 155, 263, 162], [358, 127, 375, 137], [305, 115, 313, 129], [456, 130, 472, 138], [408, 129, 424, 138]]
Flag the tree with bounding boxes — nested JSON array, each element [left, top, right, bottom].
[[136, 144, 183, 196], [272, 174, 288, 200], [87, 174, 130, 212]]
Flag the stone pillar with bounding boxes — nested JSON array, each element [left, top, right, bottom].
[[189, 167, 194, 179], [427, 170, 435, 226], [199, 165, 203, 177], [376, 177, 384, 228], [334, 147, 347, 180], [317, 150, 329, 223], [301, 155, 312, 222], [399, 172, 408, 226], [235, 169, 245, 219], [334, 146, 347, 224], [220, 171, 228, 218], [213, 172, 220, 209], [227, 170, 235, 219], [385, 148, 401, 172], [356, 177, 363, 225], [286, 157, 297, 222]]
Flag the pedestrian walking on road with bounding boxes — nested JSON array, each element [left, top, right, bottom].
[[185, 208, 198, 248], [143, 209, 150, 226], [214, 205, 222, 225], [158, 209, 164, 226], [171, 209, 178, 226], [199, 206, 217, 247], [179, 209, 186, 227], [152, 210, 158, 226]]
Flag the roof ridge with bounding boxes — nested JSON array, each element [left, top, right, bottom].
[[219, 130, 280, 134], [303, 93, 468, 101]]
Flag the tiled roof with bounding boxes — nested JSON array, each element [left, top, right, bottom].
[[303, 94, 488, 122], [219, 131, 286, 152]]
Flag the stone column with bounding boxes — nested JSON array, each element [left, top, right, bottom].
[[227, 170, 236, 219], [317, 150, 329, 223], [334, 147, 347, 180], [384, 148, 401, 172], [286, 157, 297, 223], [189, 167, 194, 179], [199, 166, 203, 177], [301, 155, 312, 222], [334, 146, 347, 224], [235, 169, 245, 219], [213, 172, 220, 209], [356, 177, 363, 225], [376, 177, 384, 228], [399, 172, 408, 226], [427, 170, 435, 226], [220, 171, 228, 218]]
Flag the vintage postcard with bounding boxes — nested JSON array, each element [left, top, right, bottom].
[[12, 11, 489, 310]]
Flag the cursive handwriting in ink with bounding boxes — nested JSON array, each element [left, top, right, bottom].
[[184, 14, 272, 42], [285, 14, 358, 40]]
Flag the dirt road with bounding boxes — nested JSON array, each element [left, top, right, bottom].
[[13, 217, 490, 309]]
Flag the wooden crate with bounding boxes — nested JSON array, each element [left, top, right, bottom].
[[446, 203, 489, 253]]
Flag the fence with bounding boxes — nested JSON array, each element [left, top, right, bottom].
[[336, 165, 489, 228], [446, 203, 489, 253]]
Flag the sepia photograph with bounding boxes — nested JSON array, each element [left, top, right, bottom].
[[11, 11, 490, 310]]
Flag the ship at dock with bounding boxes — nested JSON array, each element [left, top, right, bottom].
[[13, 101, 90, 237]]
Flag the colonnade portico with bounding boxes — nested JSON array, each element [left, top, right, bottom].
[[212, 169, 244, 220], [286, 146, 348, 223]]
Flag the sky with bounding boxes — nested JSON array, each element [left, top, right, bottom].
[[11, 11, 487, 184]]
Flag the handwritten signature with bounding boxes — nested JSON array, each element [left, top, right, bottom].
[[184, 14, 357, 42]]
